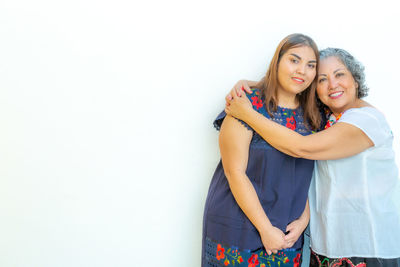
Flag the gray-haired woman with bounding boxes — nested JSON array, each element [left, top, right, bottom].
[[225, 48, 400, 266]]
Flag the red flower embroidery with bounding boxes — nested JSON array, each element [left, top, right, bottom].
[[286, 116, 296, 130], [251, 96, 263, 110], [331, 258, 366, 267], [238, 256, 244, 263], [293, 253, 301, 267], [248, 254, 259, 267], [283, 257, 289, 263], [216, 244, 225, 260]]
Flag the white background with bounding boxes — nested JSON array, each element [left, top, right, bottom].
[[1, 0, 399, 266]]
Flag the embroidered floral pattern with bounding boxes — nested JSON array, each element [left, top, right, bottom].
[[214, 242, 299, 267], [293, 253, 301, 267], [216, 244, 225, 260], [283, 109, 297, 130], [311, 250, 367, 267], [324, 108, 343, 129], [248, 254, 259, 267], [251, 96, 264, 110], [249, 91, 298, 131]]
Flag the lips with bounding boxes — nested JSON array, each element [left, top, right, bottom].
[[329, 91, 344, 99], [292, 77, 304, 84]]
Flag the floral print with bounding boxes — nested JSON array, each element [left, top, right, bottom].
[[210, 240, 301, 267], [324, 109, 343, 129], [283, 109, 297, 130], [248, 254, 259, 267], [216, 244, 225, 260], [310, 250, 367, 267], [293, 253, 301, 267], [251, 96, 264, 110], [248, 90, 298, 131]]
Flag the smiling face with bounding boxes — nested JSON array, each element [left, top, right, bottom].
[[276, 45, 317, 104], [317, 56, 359, 115]]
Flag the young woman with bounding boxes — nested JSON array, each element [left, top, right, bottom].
[[225, 48, 400, 266], [202, 33, 322, 267]]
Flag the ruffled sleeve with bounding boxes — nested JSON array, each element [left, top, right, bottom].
[[213, 110, 253, 131], [338, 107, 393, 147]]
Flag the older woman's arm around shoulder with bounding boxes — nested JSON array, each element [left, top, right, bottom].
[[219, 115, 286, 255], [225, 95, 374, 160]]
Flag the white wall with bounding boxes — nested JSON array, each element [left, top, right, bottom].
[[1, 0, 399, 266]]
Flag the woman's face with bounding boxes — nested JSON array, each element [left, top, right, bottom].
[[277, 45, 317, 97], [316, 56, 358, 115]]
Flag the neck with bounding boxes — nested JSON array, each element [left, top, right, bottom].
[[277, 90, 298, 109], [330, 99, 363, 117]]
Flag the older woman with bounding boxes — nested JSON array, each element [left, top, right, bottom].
[[226, 48, 400, 266]]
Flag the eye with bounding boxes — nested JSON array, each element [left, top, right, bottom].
[[318, 77, 327, 83], [307, 64, 316, 69], [336, 72, 344, 78], [290, 58, 299, 63]]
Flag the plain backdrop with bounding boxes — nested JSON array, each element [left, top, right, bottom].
[[1, 0, 400, 266]]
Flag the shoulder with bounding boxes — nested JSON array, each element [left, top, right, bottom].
[[340, 106, 386, 125], [338, 107, 392, 147]]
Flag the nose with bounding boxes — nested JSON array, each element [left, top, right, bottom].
[[328, 77, 338, 90], [296, 63, 306, 75]]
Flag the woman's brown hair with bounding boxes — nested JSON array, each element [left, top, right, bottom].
[[255, 33, 321, 130]]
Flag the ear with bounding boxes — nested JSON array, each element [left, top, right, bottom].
[[355, 82, 359, 97]]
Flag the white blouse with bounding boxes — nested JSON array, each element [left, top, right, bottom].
[[309, 107, 400, 258]]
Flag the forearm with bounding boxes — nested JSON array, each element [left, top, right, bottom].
[[244, 110, 305, 157], [298, 199, 310, 226], [226, 171, 272, 233]]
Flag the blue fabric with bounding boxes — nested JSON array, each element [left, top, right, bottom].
[[301, 226, 311, 267], [202, 89, 315, 265]]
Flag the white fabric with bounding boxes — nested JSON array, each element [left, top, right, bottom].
[[309, 107, 400, 258]]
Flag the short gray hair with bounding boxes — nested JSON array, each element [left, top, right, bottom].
[[319, 48, 368, 98]]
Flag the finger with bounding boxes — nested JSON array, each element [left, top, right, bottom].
[[230, 90, 238, 99], [272, 249, 278, 254], [234, 87, 242, 97], [286, 223, 294, 233], [226, 94, 233, 102], [284, 232, 296, 241], [266, 250, 272, 255], [243, 84, 252, 94], [235, 87, 242, 97]]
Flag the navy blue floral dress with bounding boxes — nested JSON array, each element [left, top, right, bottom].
[[202, 89, 315, 267]]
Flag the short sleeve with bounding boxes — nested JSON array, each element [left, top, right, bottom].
[[213, 89, 265, 132], [213, 110, 253, 131], [338, 107, 392, 147]]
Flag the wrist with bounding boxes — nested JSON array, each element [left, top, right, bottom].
[[247, 80, 257, 87], [256, 220, 273, 234], [298, 215, 309, 228]]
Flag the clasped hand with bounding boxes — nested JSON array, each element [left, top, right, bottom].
[[261, 218, 306, 255]]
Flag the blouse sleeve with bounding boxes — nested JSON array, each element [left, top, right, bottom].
[[338, 107, 392, 147], [213, 110, 253, 132]]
